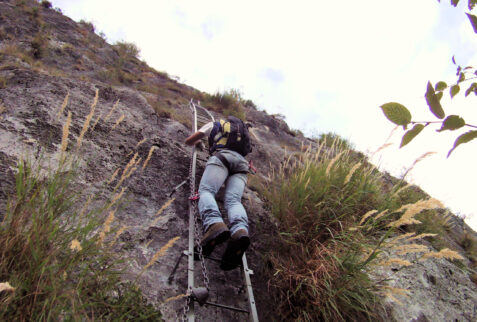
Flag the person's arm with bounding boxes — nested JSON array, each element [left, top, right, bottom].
[[185, 131, 205, 145], [184, 121, 213, 145]]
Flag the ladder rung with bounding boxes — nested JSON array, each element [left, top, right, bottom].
[[195, 299, 249, 314]]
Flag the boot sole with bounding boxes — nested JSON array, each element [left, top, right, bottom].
[[220, 235, 250, 271], [199, 229, 231, 258]]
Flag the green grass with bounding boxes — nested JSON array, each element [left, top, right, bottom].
[[262, 140, 456, 321], [0, 91, 163, 320], [203, 89, 247, 120], [144, 95, 192, 129], [113, 41, 140, 59], [264, 143, 387, 321], [317, 132, 354, 150], [0, 153, 162, 321]]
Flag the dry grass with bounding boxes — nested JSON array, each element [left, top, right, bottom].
[[387, 198, 444, 227], [401, 152, 437, 179], [60, 110, 71, 154], [135, 138, 147, 148], [98, 210, 116, 245], [105, 99, 120, 121], [57, 91, 69, 118], [0, 282, 15, 293], [419, 248, 464, 261], [110, 225, 127, 247], [142, 146, 156, 170], [69, 239, 82, 252], [111, 114, 125, 131], [137, 236, 180, 279], [151, 198, 176, 226], [163, 293, 187, 304], [107, 168, 120, 185], [76, 88, 98, 150]]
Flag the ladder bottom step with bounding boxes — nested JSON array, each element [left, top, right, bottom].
[[194, 299, 249, 314]]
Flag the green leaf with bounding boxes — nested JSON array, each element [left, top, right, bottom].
[[435, 81, 447, 91], [436, 92, 443, 101], [450, 85, 460, 98], [400, 124, 425, 148], [451, 0, 459, 6], [458, 72, 466, 83], [448, 130, 477, 157], [437, 115, 466, 132], [470, 0, 477, 10], [465, 83, 477, 97], [380, 103, 412, 128], [466, 13, 477, 33], [425, 81, 445, 119]]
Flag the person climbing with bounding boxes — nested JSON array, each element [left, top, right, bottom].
[[185, 116, 252, 270]]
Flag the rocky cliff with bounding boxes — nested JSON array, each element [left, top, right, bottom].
[[1, 1, 476, 321]]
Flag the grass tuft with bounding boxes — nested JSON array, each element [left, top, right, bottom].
[[264, 137, 463, 320], [203, 88, 247, 120], [0, 93, 162, 320]]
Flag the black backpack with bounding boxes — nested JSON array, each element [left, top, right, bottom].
[[208, 116, 252, 156]]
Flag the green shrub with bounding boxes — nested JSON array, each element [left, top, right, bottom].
[[30, 7, 40, 18], [288, 128, 304, 137], [203, 89, 247, 120], [0, 76, 6, 89], [317, 132, 354, 150], [31, 33, 47, 59], [460, 233, 477, 262], [79, 20, 95, 33], [144, 95, 192, 129], [114, 41, 141, 59], [96, 67, 138, 85], [41, 0, 52, 9]]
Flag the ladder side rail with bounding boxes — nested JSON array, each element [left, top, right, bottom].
[[195, 102, 215, 122], [187, 100, 199, 322], [242, 254, 259, 322]]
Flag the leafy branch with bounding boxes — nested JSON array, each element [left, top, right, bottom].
[[380, 1, 477, 156], [380, 58, 477, 157]]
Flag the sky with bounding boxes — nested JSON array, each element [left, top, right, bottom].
[[51, 0, 477, 229]]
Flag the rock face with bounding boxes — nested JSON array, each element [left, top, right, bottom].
[[0, 1, 476, 321], [374, 256, 477, 321]]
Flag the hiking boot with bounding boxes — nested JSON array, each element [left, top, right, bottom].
[[220, 229, 250, 271], [198, 222, 230, 257]]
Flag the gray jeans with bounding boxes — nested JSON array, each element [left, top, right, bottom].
[[198, 149, 249, 235]]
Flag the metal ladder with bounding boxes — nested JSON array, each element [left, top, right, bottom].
[[169, 100, 259, 322]]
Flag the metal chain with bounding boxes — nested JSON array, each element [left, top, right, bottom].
[[181, 290, 191, 322], [192, 199, 211, 290], [179, 101, 211, 321]]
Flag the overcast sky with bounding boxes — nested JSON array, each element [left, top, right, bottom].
[[51, 0, 477, 229]]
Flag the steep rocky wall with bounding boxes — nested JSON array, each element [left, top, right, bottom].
[[0, 51, 305, 321], [1, 1, 477, 321]]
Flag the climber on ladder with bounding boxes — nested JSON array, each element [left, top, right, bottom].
[[185, 116, 253, 270]]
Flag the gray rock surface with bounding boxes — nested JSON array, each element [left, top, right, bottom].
[[1, 1, 477, 321], [370, 244, 477, 322]]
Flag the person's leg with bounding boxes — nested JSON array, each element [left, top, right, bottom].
[[198, 156, 230, 256], [221, 173, 250, 270], [198, 157, 228, 231], [223, 173, 248, 235]]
